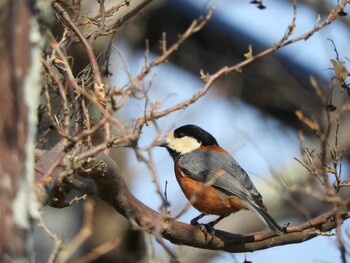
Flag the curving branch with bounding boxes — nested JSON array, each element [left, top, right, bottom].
[[35, 1, 350, 259], [35, 143, 350, 253]]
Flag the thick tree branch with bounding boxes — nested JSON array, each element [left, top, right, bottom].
[[35, 144, 350, 253]]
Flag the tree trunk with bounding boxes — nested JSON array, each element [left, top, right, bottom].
[[0, 0, 41, 262]]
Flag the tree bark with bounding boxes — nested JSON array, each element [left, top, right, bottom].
[[0, 1, 41, 262], [35, 144, 350, 254]]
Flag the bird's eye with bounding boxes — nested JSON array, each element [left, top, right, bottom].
[[177, 132, 185, 138]]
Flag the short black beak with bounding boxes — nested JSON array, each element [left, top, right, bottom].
[[155, 138, 168, 147]]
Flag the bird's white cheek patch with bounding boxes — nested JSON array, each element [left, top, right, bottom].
[[167, 136, 201, 155]]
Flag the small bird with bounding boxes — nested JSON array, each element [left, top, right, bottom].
[[157, 124, 284, 235]]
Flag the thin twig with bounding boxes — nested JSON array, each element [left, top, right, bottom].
[[73, 238, 120, 263], [57, 201, 95, 263], [52, 2, 106, 106]]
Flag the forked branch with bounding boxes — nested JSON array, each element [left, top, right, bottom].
[[35, 145, 350, 253]]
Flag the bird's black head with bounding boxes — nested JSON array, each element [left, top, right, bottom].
[[157, 124, 219, 160], [173, 125, 219, 146]]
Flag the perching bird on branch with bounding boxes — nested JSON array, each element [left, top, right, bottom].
[[157, 124, 284, 235]]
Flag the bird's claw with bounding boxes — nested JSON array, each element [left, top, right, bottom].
[[191, 221, 216, 236]]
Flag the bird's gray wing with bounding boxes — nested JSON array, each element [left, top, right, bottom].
[[178, 149, 265, 210], [178, 149, 285, 234]]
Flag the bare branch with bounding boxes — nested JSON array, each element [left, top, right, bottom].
[[52, 2, 106, 106], [57, 201, 95, 263], [35, 145, 350, 253], [34, 0, 350, 260]]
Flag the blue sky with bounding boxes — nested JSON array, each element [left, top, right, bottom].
[[110, 0, 350, 262]]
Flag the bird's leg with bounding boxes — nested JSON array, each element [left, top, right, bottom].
[[190, 213, 218, 237], [207, 215, 225, 228], [191, 213, 212, 234], [190, 212, 207, 225]]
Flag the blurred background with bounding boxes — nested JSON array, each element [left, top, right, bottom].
[[35, 0, 350, 262]]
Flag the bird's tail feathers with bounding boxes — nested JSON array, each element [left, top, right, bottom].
[[243, 201, 285, 235]]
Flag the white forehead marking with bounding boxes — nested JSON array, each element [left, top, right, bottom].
[[166, 131, 201, 155]]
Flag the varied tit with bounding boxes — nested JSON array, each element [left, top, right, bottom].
[[157, 124, 284, 235]]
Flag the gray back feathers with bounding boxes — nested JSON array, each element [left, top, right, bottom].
[[178, 149, 266, 212]]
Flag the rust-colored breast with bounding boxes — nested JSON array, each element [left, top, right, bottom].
[[199, 145, 229, 154], [175, 162, 245, 216]]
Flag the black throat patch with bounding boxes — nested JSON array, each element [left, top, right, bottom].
[[166, 148, 180, 161]]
